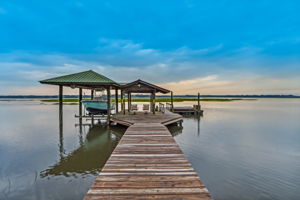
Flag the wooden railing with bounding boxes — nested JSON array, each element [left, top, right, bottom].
[[158, 102, 165, 113], [193, 104, 201, 111], [166, 102, 172, 111]]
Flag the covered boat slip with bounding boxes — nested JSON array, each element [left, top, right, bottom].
[[39, 70, 175, 120], [81, 100, 115, 115], [40, 70, 210, 199], [40, 70, 120, 121]]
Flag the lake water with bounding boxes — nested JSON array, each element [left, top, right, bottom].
[[0, 99, 299, 200]]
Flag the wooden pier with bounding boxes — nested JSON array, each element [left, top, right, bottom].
[[84, 113, 211, 200], [172, 106, 204, 115], [39, 70, 209, 199]]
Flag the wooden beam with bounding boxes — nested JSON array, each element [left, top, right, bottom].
[[79, 88, 83, 117], [197, 92, 200, 111], [107, 87, 111, 124], [79, 88, 83, 101], [150, 92, 153, 112], [127, 92, 131, 112], [59, 85, 63, 106], [115, 89, 119, 114], [91, 89, 94, 100], [171, 91, 174, 112], [130, 93, 132, 111], [153, 91, 156, 114], [121, 90, 125, 115]]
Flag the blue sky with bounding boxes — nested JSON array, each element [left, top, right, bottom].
[[0, 0, 299, 94]]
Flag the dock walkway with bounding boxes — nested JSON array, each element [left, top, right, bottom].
[[84, 115, 211, 199]]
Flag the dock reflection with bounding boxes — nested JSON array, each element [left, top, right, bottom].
[[41, 115, 126, 178], [168, 115, 202, 137], [168, 124, 183, 137]]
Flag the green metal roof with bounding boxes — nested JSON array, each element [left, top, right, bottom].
[[40, 70, 118, 86]]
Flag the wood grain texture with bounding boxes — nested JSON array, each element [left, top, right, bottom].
[[84, 119, 211, 200]]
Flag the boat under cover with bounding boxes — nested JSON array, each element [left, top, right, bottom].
[[82, 100, 115, 115]]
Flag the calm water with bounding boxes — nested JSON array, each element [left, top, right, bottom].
[[0, 99, 299, 200]]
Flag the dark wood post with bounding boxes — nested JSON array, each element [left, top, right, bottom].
[[153, 91, 156, 114], [171, 91, 174, 112], [79, 88, 83, 101], [115, 88, 118, 114], [150, 93, 153, 113], [91, 89, 94, 100], [127, 92, 131, 112], [121, 90, 125, 115], [130, 93, 132, 111], [79, 88, 83, 117], [197, 92, 200, 111], [59, 85, 63, 107], [79, 88, 83, 146], [107, 86, 111, 124]]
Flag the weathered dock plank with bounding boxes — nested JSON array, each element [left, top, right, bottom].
[[111, 113, 183, 126], [84, 122, 211, 200]]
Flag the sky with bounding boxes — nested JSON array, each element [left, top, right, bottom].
[[0, 0, 299, 95]]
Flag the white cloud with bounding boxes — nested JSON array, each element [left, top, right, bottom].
[[0, 39, 299, 95], [18, 70, 58, 80], [160, 75, 300, 95]]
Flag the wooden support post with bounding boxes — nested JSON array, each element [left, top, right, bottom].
[[79, 88, 83, 120], [127, 92, 131, 113], [121, 90, 125, 115], [115, 88, 119, 114], [153, 91, 156, 114], [79, 88, 83, 102], [107, 87, 111, 124], [78, 87, 83, 145], [91, 89, 94, 100], [130, 93, 132, 111], [171, 91, 174, 112], [150, 93, 153, 113], [197, 92, 200, 111], [59, 85, 63, 107]]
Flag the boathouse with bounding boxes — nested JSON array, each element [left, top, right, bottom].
[[40, 70, 174, 116], [39, 70, 211, 199]]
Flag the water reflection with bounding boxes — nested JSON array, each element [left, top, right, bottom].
[[41, 117, 126, 178], [59, 103, 64, 159], [180, 114, 203, 136], [1, 99, 299, 200], [168, 124, 183, 137], [173, 100, 300, 200]]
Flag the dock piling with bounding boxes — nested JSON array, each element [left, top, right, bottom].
[[115, 88, 119, 113], [107, 87, 111, 124]]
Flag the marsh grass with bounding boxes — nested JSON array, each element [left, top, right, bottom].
[[41, 98, 246, 103]]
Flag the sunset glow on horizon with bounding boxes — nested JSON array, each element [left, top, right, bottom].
[[0, 0, 299, 95]]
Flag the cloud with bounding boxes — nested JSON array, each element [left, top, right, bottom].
[[0, 38, 299, 95], [18, 70, 59, 80], [160, 75, 300, 95]]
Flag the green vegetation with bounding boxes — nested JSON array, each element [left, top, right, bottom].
[[41, 98, 246, 103], [42, 98, 84, 102], [131, 98, 244, 102]]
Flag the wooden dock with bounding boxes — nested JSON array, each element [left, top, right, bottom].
[[172, 106, 204, 115], [84, 114, 211, 200]]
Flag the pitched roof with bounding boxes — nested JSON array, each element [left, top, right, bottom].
[[121, 79, 170, 94], [40, 70, 119, 87]]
